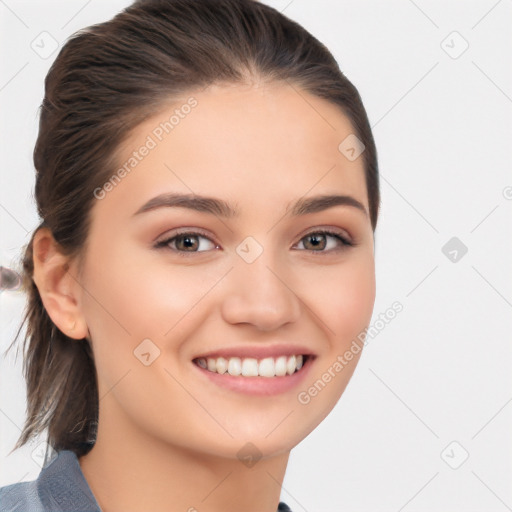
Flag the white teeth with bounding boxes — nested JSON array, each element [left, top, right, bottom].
[[228, 357, 242, 376], [216, 357, 228, 374], [241, 358, 259, 377], [207, 358, 216, 372], [259, 357, 275, 378], [274, 356, 287, 377], [195, 354, 307, 377], [286, 355, 296, 375]]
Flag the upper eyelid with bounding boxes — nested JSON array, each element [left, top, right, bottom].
[[294, 226, 352, 243], [155, 227, 216, 242]]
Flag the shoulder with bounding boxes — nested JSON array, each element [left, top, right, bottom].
[[0, 479, 45, 511], [0, 450, 101, 512]]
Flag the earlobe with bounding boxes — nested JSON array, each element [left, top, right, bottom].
[[32, 227, 89, 340]]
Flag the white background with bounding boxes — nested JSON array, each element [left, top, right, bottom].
[[1, 1, 511, 511]]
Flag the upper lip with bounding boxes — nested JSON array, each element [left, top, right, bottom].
[[192, 344, 316, 361]]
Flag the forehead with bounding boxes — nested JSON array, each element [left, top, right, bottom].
[[101, 82, 368, 216]]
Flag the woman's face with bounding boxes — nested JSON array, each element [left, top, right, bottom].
[[77, 82, 376, 459]]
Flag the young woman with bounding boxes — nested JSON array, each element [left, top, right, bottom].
[[0, 0, 380, 510]]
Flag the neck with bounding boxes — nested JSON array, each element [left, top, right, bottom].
[[78, 407, 290, 512]]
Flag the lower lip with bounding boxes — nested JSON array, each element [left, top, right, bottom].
[[192, 356, 314, 396]]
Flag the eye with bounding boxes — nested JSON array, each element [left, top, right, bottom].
[[154, 228, 355, 256], [154, 230, 219, 254], [293, 229, 354, 253]]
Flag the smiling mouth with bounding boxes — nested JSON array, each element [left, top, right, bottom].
[[192, 354, 310, 378]]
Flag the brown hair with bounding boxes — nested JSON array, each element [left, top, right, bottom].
[[5, 0, 380, 460]]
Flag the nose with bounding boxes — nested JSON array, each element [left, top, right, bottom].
[[220, 253, 301, 331]]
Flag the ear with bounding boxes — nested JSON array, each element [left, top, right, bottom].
[[32, 227, 89, 340]]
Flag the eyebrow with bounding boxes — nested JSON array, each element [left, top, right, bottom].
[[132, 192, 368, 218]]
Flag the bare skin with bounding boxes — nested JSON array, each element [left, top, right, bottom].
[[32, 81, 376, 512]]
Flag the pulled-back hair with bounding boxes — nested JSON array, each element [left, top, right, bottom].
[[5, 0, 380, 460]]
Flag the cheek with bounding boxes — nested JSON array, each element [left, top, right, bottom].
[[79, 243, 231, 398], [301, 253, 376, 347], [293, 256, 375, 420], [81, 241, 220, 339], [78, 246, 219, 419]]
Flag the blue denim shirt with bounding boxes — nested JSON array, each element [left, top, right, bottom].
[[0, 450, 292, 511]]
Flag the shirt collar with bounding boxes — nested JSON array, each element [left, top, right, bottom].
[[38, 449, 102, 512]]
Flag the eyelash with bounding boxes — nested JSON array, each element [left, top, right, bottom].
[[154, 228, 354, 256]]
